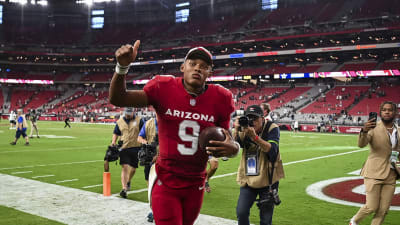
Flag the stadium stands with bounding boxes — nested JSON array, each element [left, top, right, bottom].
[[348, 84, 400, 116], [9, 89, 35, 111], [336, 62, 377, 71], [379, 61, 400, 70], [23, 91, 59, 111], [300, 86, 370, 114], [0, 0, 399, 128]]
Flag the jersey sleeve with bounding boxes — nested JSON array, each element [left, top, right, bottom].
[[216, 87, 235, 130], [144, 75, 176, 109]]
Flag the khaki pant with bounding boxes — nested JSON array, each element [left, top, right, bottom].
[[353, 170, 397, 225]]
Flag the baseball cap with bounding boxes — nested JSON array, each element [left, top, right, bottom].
[[245, 105, 263, 118], [184, 47, 213, 66], [124, 107, 134, 115]]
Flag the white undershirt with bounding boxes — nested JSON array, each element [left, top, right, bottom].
[[387, 125, 398, 150]]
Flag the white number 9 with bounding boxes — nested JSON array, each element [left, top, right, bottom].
[[177, 120, 200, 155]]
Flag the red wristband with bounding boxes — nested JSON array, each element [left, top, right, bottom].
[[254, 136, 259, 141]]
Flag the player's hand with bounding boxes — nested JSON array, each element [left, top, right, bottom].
[[206, 129, 239, 158], [115, 40, 140, 67], [363, 118, 376, 132]]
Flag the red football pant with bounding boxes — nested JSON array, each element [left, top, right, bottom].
[[151, 178, 205, 225]]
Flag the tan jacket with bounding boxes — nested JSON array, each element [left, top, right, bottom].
[[116, 116, 142, 149], [359, 121, 400, 179], [145, 118, 157, 144], [236, 123, 285, 188]]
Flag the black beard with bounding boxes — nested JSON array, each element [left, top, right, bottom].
[[381, 117, 394, 124]]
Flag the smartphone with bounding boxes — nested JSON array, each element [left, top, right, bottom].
[[369, 112, 377, 122]]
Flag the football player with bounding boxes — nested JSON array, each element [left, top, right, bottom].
[[109, 41, 239, 225]]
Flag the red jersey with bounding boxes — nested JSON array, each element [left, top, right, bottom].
[[144, 76, 234, 188]]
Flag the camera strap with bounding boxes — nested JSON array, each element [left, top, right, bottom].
[[267, 161, 275, 191], [262, 120, 275, 189]]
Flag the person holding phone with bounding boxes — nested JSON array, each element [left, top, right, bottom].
[[349, 101, 399, 225]]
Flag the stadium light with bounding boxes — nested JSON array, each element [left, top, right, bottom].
[[76, 0, 119, 4], [37, 0, 48, 6], [10, 0, 28, 5]]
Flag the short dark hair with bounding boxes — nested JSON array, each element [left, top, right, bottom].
[[379, 101, 398, 117]]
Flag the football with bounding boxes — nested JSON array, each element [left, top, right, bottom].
[[198, 126, 226, 151]]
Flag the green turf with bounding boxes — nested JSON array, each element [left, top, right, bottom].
[[0, 120, 399, 225]]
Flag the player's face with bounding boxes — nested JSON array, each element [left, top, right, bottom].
[[181, 59, 212, 88], [380, 104, 395, 123]]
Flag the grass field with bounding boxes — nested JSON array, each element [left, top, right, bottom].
[[0, 120, 399, 225]]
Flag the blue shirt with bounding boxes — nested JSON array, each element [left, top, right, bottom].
[[17, 116, 27, 131]]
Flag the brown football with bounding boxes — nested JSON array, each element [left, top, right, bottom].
[[198, 126, 226, 151]]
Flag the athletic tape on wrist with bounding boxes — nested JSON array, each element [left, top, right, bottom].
[[115, 63, 130, 75]]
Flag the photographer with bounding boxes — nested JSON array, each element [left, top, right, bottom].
[[28, 109, 40, 138], [111, 107, 144, 198], [137, 116, 158, 223], [234, 105, 285, 225], [137, 116, 159, 184]]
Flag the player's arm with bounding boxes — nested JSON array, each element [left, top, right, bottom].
[[109, 40, 149, 108]]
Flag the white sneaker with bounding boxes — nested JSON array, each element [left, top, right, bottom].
[[349, 218, 357, 225]]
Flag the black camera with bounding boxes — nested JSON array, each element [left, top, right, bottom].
[[138, 143, 157, 166], [238, 116, 255, 132], [105, 145, 119, 162], [256, 188, 281, 209], [239, 116, 254, 127]]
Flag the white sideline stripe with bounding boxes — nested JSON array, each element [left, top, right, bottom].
[[0, 160, 103, 171], [32, 174, 54, 179], [128, 148, 369, 194], [0, 173, 239, 225], [0, 145, 105, 154], [56, 179, 79, 183], [348, 169, 362, 175], [111, 188, 149, 197], [213, 148, 368, 180], [211, 172, 237, 180], [283, 148, 367, 166], [82, 184, 103, 189], [11, 171, 32, 174]]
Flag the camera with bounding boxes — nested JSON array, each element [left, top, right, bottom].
[[238, 116, 255, 132], [256, 188, 281, 209], [105, 145, 119, 162], [138, 136, 158, 166], [239, 116, 254, 127]]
